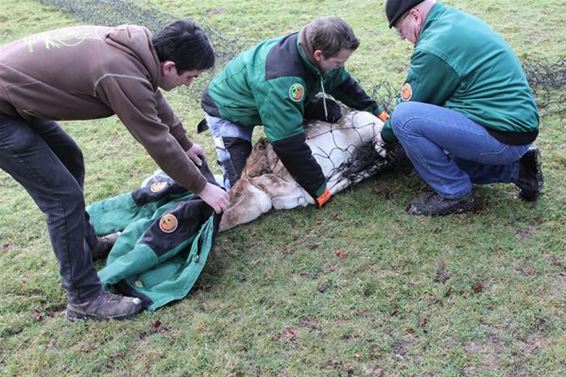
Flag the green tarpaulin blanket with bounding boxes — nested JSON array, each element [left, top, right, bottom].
[[87, 165, 221, 311]]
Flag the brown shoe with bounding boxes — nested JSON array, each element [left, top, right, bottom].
[[65, 291, 143, 321], [91, 232, 121, 261]]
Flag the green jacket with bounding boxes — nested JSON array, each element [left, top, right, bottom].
[[87, 167, 220, 311], [202, 30, 382, 198], [381, 3, 539, 145]]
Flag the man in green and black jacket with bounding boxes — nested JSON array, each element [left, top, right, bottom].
[[375, 0, 543, 216], [201, 17, 389, 207]]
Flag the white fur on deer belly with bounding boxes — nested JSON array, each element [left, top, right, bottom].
[[272, 188, 312, 210]]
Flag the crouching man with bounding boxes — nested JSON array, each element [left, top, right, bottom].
[[374, 0, 543, 216], [0, 20, 228, 320], [201, 17, 389, 208]]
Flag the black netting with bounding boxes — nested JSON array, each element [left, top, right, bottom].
[[523, 58, 566, 116], [305, 111, 409, 186]]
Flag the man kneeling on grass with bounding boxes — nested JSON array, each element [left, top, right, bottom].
[[0, 20, 229, 320], [373, 0, 543, 216], [201, 17, 390, 208]]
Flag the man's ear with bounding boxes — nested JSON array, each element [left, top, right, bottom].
[[313, 49, 324, 62], [161, 60, 176, 76], [410, 8, 424, 25]]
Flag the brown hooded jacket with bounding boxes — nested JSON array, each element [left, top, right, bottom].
[[0, 24, 207, 193]]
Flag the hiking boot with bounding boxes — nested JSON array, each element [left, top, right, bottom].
[[91, 232, 121, 261], [516, 146, 544, 202], [407, 192, 475, 216], [65, 291, 143, 321]]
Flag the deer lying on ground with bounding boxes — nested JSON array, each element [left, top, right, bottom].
[[217, 109, 394, 231], [142, 109, 402, 232]]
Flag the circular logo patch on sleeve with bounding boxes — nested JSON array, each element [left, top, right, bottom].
[[401, 83, 413, 101], [159, 213, 178, 233], [289, 83, 305, 102], [150, 181, 168, 193]]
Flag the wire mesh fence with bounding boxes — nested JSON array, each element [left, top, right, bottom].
[[523, 58, 566, 117]]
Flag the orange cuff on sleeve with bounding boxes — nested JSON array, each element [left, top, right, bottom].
[[315, 187, 332, 208], [377, 111, 390, 122]]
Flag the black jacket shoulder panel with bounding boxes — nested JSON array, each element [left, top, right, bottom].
[[265, 33, 306, 81]]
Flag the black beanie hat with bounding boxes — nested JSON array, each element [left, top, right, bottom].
[[385, 0, 425, 28]]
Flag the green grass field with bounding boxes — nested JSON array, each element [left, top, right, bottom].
[[0, 0, 565, 376]]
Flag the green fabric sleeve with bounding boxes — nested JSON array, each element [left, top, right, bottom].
[[381, 120, 396, 142], [380, 51, 460, 142], [86, 193, 141, 235], [404, 50, 460, 105], [259, 78, 306, 142]]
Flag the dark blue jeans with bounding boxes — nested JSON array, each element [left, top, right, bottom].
[[0, 114, 103, 304], [391, 102, 530, 199]]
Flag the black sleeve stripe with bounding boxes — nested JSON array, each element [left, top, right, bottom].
[[271, 132, 325, 198]]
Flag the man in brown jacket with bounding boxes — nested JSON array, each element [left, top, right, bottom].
[[0, 19, 229, 320]]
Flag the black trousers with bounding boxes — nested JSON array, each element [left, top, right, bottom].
[[0, 114, 103, 304]]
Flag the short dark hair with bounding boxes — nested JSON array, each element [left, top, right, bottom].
[[306, 17, 359, 58], [152, 19, 215, 73]]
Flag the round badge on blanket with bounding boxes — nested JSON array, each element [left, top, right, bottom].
[[159, 213, 178, 233], [289, 83, 305, 102], [150, 181, 168, 192]]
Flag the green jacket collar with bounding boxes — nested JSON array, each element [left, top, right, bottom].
[[416, 2, 444, 46]]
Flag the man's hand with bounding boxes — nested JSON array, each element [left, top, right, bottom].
[[373, 133, 387, 158], [187, 143, 204, 167], [199, 182, 230, 214]]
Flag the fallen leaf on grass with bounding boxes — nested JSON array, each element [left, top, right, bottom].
[[473, 281, 484, 294], [521, 266, 535, 276], [365, 368, 384, 377], [536, 316, 550, 333], [139, 320, 169, 339], [280, 327, 299, 343], [336, 250, 349, 259], [317, 282, 328, 293], [298, 319, 321, 331], [433, 263, 452, 283], [358, 309, 371, 317], [31, 308, 44, 321]]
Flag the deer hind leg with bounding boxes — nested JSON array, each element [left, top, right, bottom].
[[219, 179, 273, 232]]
